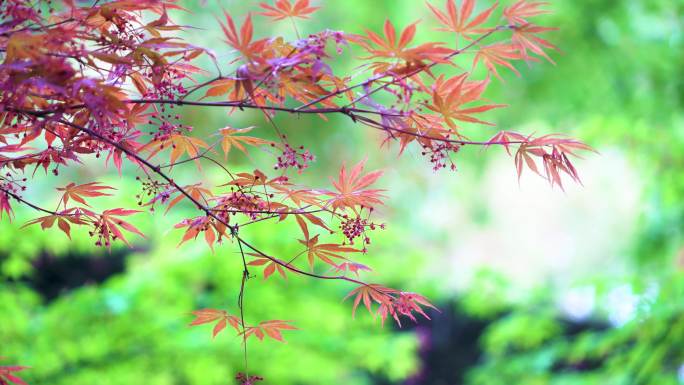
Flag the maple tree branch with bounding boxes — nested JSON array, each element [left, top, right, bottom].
[[236, 236, 250, 375], [5, 103, 525, 149], [29, 115, 377, 290], [0, 17, 76, 37], [0, 185, 61, 216], [179, 76, 226, 101], [126, 100, 527, 147], [158, 145, 218, 169], [236, 236, 367, 286], [346, 111, 528, 146], [210, 208, 325, 216], [123, 99, 405, 117]]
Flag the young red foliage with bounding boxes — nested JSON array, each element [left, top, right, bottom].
[[0, 0, 590, 382], [0, 363, 28, 385]]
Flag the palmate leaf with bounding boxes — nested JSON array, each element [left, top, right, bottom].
[[512, 134, 595, 189], [0, 361, 29, 385], [324, 159, 385, 212], [189, 309, 241, 338], [426, 0, 498, 39], [332, 261, 372, 277], [292, 212, 333, 241], [243, 320, 297, 343], [96, 209, 145, 247], [174, 216, 228, 252], [247, 255, 288, 280], [474, 43, 525, 80], [344, 284, 394, 318], [344, 285, 437, 327], [56, 182, 115, 209], [0, 192, 12, 220], [258, 0, 320, 21], [156, 183, 214, 214], [298, 234, 361, 269], [218, 12, 268, 62], [277, 188, 321, 207], [217, 126, 272, 160], [511, 23, 559, 64], [503, 0, 551, 25], [360, 19, 454, 74], [427, 73, 505, 130], [141, 134, 209, 170], [22, 208, 90, 239]]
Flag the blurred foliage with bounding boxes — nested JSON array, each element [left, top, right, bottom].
[[0, 227, 419, 385], [465, 272, 684, 385], [460, 0, 684, 384], [2, 0, 684, 384]]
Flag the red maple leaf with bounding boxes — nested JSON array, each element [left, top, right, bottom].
[[0, 360, 29, 385]]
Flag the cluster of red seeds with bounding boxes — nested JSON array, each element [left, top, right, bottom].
[[217, 191, 269, 220], [135, 176, 170, 210], [274, 142, 315, 172], [422, 142, 461, 171]]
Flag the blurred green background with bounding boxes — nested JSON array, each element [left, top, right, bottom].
[[2, 0, 684, 384]]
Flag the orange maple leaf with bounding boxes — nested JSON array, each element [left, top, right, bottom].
[[474, 43, 525, 79], [247, 255, 288, 280], [243, 320, 297, 342], [189, 309, 242, 338], [324, 159, 385, 212], [217, 126, 272, 160], [298, 234, 360, 269], [258, 0, 320, 21], [427, 74, 505, 130], [141, 133, 209, 170], [511, 23, 559, 64], [361, 20, 453, 74]]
